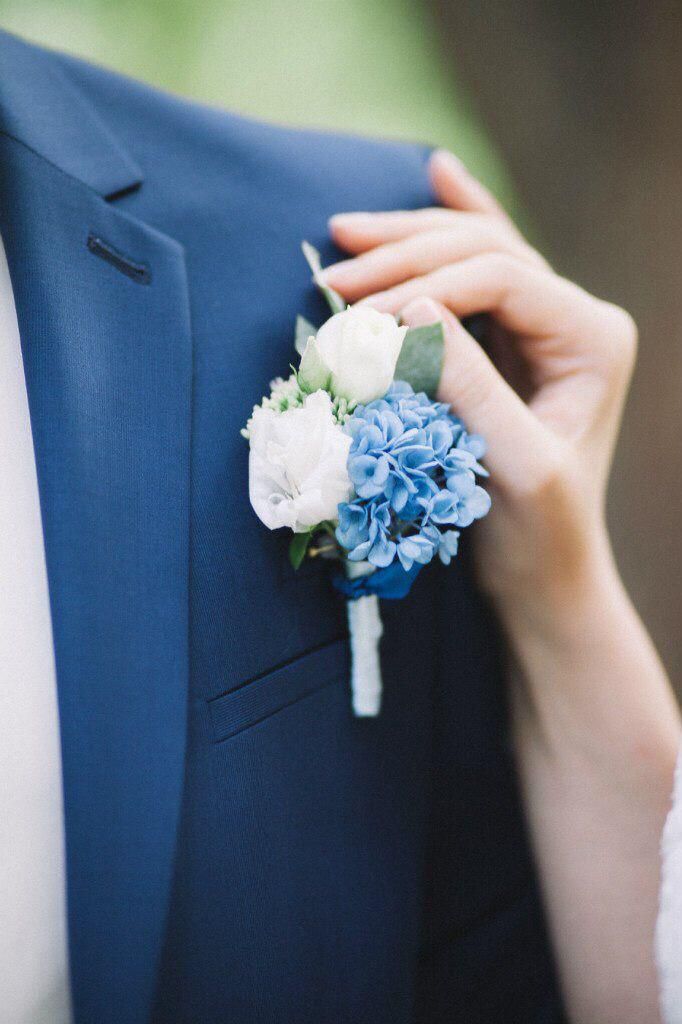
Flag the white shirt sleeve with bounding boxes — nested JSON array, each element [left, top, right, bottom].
[[657, 748, 682, 1024], [0, 233, 71, 1023]]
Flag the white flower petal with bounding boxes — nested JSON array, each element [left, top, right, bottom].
[[248, 390, 352, 533], [316, 307, 407, 405]]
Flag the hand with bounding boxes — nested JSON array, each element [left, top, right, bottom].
[[326, 155, 679, 1024], [324, 150, 638, 627]]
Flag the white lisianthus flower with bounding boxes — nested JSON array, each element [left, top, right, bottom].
[[248, 390, 353, 533], [313, 306, 407, 405]]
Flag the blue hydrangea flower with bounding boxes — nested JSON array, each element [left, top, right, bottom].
[[397, 533, 437, 572], [348, 453, 391, 499], [438, 530, 460, 565], [335, 382, 491, 571], [337, 500, 396, 567]]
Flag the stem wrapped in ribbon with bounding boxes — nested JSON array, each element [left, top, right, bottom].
[[243, 244, 491, 716], [337, 561, 424, 716], [345, 562, 383, 717]]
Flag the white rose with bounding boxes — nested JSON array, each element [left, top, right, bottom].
[[248, 390, 352, 533], [312, 306, 407, 405]]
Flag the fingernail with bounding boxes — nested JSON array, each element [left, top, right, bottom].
[[329, 212, 370, 229], [400, 297, 442, 325], [322, 259, 351, 282], [355, 294, 386, 309], [432, 149, 467, 174]]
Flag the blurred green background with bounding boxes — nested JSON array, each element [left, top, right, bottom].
[[0, 0, 513, 205]]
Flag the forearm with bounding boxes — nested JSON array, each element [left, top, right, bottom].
[[327, 149, 681, 1023], [502, 536, 680, 1024]]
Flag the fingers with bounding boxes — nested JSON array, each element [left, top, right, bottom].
[[328, 151, 516, 258], [429, 149, 512, 223], [324, 223, 545, 302], [400, 297, 546, 486], [357, 253, 599, 352], [329, 208, 478, 254], [327, 152, 545, 300]]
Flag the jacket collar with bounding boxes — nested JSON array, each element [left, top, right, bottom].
[[0, 29, 143, 198]]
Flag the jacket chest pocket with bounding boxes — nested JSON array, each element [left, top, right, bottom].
[[208, 638, 348, 743]]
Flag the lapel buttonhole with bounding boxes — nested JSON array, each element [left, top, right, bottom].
[[87, 232, 151, 285]]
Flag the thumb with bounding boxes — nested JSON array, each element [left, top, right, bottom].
[[400, 297, 547, 486]]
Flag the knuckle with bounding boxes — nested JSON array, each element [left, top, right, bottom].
[[479, 251, 520, 278], [406, 231, 449, 272], [478, 251, 526, 291], [616, 306, 639, 352], [471, 215, 508, 247], [433, 216, 508, 257], [441, 350, 498, 411], [466, 218, 546, 267], [461, 211, 491, 231], [436, 251, 525, 296], [601, 302, 639, 371], [516, 441, 573, 506], [456, 369, 497, 411], [382, 237, 414, 265]]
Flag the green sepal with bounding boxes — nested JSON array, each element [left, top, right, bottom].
[[289, 531, 313, 570], [295, 315, 316, 356], [298, 336, 332, 394], [394, 322, 445, 397], [301, 241, 345, 315]]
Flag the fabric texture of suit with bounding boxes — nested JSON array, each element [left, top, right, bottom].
[[0, 30, 566, 1024]]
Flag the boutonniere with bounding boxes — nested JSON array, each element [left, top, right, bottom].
[[242, 243, 491, 716]]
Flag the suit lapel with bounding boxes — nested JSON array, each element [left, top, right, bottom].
[[0, 123, 191, 1024]]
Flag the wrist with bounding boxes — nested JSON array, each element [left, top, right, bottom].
[[485, 516, 614, 651], [499, 531, 680, 778], [490, 519, 617, 647]]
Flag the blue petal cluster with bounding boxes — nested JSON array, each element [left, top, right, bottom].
[[336, 382, 491, 571]]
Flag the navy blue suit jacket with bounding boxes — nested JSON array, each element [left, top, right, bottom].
[[0, 29, 565, 1024]]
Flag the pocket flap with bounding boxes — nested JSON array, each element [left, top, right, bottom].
[[208, 638, 348, 742]]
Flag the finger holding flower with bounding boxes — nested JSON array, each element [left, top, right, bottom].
[[325, 149, 638, 616]]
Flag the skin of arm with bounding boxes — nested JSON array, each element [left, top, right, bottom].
[[322, 151, 681, 1024]]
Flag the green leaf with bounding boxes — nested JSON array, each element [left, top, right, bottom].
[[394, 322, 445, 397], [298, 336, 332, 394], [295, 315, 316, 356], [289, 531, 312, 570], [301, 241, 345, 315]]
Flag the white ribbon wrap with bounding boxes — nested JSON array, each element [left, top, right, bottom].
[[345, 561, 384, 717]]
